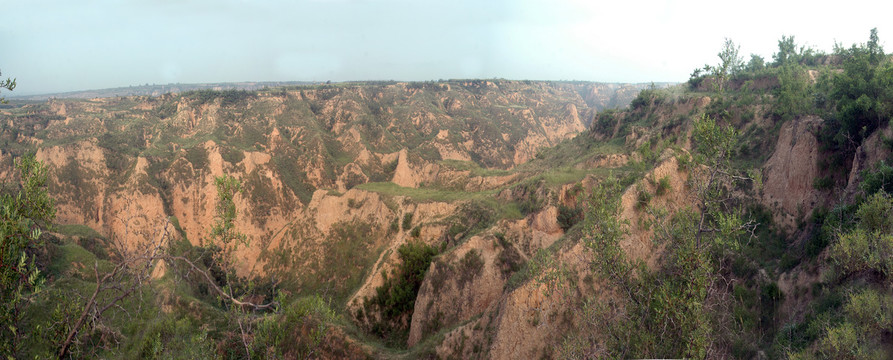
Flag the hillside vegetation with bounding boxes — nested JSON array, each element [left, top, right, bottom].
[[1, 30, 893, 359]]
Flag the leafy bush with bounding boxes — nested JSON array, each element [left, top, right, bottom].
[[591, 109, 617, 136], [793, 288, 893, 359], [829, 191, 893, 277], [401, 213, 413, 231], [557, 204, 582, 231], [861, 160, 893, 196], [220, 148, 244, 165], [0, 155, 56, 356], [812, 176, 834, 190], [514, 182, 544, 216], [366, 241, 437, 342], [818, 29, 893, 162], [250, 296, 338, 359], [771, 64, 812, 122], [458, 249, 484, 284], [655, 175, 671, 196], [635, 185, 652, 210], [184, 146, 209, 171]]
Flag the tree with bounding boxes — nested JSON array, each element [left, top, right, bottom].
[[771, 62, 812, 122], [714, 38, 743, 92], [0, 69, 15, 103], [821, 28, 893, 158], [773, 35, 798, 66], [744, 54, 765, 73], [0, 154, 55, 356]]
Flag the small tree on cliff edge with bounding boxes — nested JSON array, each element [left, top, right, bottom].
[[0, 69, 15, 103]]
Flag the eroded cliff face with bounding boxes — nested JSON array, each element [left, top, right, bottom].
[[761, 117, 826, 231], [1, 81, 637, 273], [0, 80, 662, 357]]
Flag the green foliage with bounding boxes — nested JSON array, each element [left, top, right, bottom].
[[458, 249, 484, 283], [635, 184, 652, 210], [184, 89, 258, 107], [819, 28, 893, 162], [692, 114, 739, 169], [793, 288, 893, 359], [220, 147, 244, 165], [514, 181, 545, 216], [654, 175, 671, 196], [557, 204, 583, 232], [185, 146, 209, 171], [812, 175, 834, 190], [250, 296, 338, 359], [583, 176, 634, 291], [591, 108, 617, 136], [714, 38, 743, 92], [630, 86, 662, 110], [744, 54, 765, 73], [828, 191, 893, 277], [401, 212, 414, 231], [272, 153, 315, 204], [454, 200, 496, 239], [0, 154, 56, 356], [97, 132, 141, 174], [771, 64, 812, 122], [0, 69, 15, 103], [773, 35, 799, 66], [861, 160, 893, 196], [122, 314, 215, 360], [366, 241, 437, 343]]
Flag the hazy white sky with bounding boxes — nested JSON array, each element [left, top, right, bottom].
[[2, 0, 891, 95]]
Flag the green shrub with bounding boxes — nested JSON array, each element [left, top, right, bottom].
[[655, 175, 671, 196], [591, 109, 617, 136], [557, 204, 583, 232], [770, 64, 812, 122], [861, 160, 893, 196], [845, 288, 893, 334], [366, 241, 437, 342], [250, 296, 337, 359], [184, 146, 209, 171], [184, 89, 257, 107], [829, 192, 893, 277], [402, 213, 413, 231], [635, 186, 652, 211], [220, 148, 244, 165], [514, 182, 544, 216], [389, 217, 399, 233], [812, 175, 834, 190], [458, 200, 495, 236], [797, 288, 893, 359], [458, 250, 484, 284]]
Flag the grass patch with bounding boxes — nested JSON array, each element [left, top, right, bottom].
[[55, 224, 104, 239], [356, 182, 498, 203]]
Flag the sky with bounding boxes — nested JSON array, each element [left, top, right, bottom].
[[2, 0, 892, 95]]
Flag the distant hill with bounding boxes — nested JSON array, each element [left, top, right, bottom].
[[9, 79, 672, 102], [9, 81, 318, 100]]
